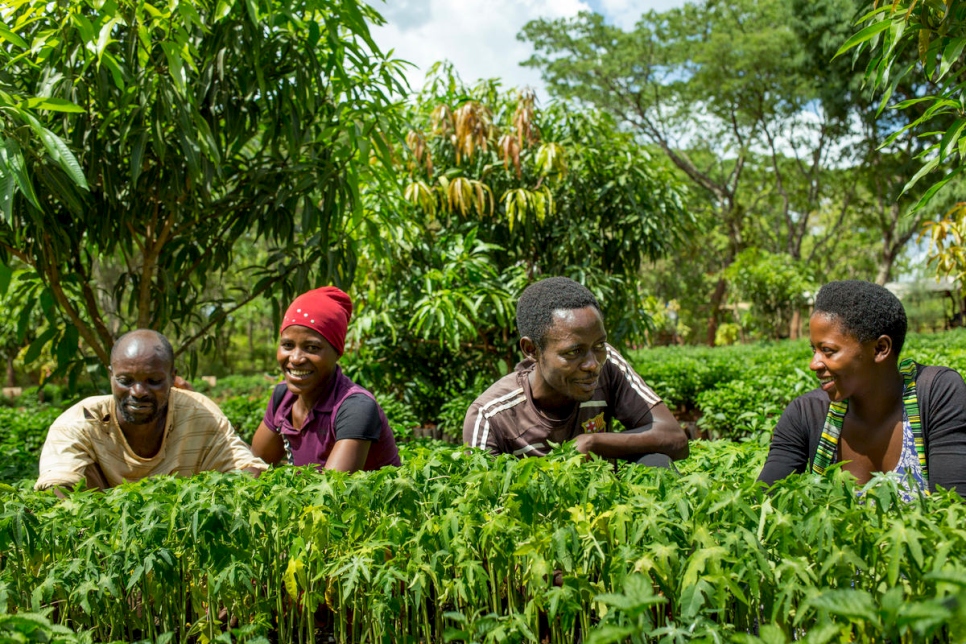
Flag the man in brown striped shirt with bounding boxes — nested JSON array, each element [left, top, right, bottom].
[[35, 330, 266, 491], [463, 277, 688, 463]]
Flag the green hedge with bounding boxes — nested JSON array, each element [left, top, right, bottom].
[[3, 441, 966, 643], [630, 328, 966, 440], [0, 406, 64, 483]]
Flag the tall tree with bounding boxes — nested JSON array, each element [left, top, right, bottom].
[[839, 0, 966, 296], [520, 0, 940, 341], [0, 0, 403, 381], [348, 70, 694, 421]]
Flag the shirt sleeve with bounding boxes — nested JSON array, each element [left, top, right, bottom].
[[196, 404, 268, 474], [262, 384, 286, 433], [35, 419, 96, 491], [924, 367, 966, 496], [604, 345, 663, 431], [758, 396, 812, 486], [463, 401, 503, 455], [334, 394, 383, 441]]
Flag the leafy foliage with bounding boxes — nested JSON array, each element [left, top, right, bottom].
[[724, 248, 815, 340], [521, 0, 944, 343], [633, 327, 966, 439], [0, 406, 62, 483], [351, 69, 693, 422], [3, 441, 966, 642], [838, 0, 966, 211], [0, 0, 404, 380]]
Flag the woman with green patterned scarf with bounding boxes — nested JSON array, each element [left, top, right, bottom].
[[758, 280, 966, 500]]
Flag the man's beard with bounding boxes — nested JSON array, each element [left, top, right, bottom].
[[117, 399, 164, 426]]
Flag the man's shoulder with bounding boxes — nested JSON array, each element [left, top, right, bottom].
[[466, 371, 531, 428], [602, 344, 636, 375], [52, 395, 114, 428], [601, 344, 660, 398], [169, 388, 229, 423]]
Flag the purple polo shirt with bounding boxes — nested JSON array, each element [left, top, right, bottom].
[[263, 367, 400, 470]]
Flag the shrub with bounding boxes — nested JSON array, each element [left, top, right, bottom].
[[0, 405, 62, 482], [3, 441, 966, 643], [219, 392, 273, 444]]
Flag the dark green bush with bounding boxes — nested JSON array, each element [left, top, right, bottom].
[[219, 392, 273, 444], [695, 369, 813, 440], [373, 393, 419, 441], [631, 329, 966, 439], [191, 374, 277, 399], [0, 405, 62, 482]]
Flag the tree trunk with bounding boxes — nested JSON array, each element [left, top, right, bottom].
[[706, 278, 727, 347], [875, 249, 896, 285], [6, 356, 15, 388], [789, 309, 801, 340]]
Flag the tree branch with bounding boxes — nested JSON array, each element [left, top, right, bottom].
[[174, 267, 290, 358], [40, 235, 111, 365], [70, 252, 115, 350]]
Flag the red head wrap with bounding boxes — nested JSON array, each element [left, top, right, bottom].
[[280, 286, 353, 355]]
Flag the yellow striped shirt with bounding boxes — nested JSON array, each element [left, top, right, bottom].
[[35, 388, 266, 490]]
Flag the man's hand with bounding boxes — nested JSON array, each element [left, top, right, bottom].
[[574, 433, 596, 455], [574, 403, 689, 461], [172, 375, 194, 391]]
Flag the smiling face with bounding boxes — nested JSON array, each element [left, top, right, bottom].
[[524, 305, 607, 409], [110, 338, 174, 429], [808, 312, 881, 403], [277, 325, 339, 401]]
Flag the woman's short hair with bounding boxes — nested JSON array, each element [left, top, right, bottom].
[[813, 280, 907, 355], [517, 277, 600, 349]]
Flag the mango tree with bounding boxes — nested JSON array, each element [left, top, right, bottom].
[[347, 67, 693, 424], [840, 1, 966, 304], [0, 0, 404, 381]]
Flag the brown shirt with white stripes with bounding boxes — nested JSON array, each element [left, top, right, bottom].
[[463, 344, 662, 456], [35, 388, 266, 490]]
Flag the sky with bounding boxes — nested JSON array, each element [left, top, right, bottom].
[[367, 0, 686, 102]]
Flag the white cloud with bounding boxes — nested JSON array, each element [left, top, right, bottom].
[[367, 0, 690, 101], [368, 0, 591, 102], [585, 0, 689, 29], [592, 0, 647, 29]]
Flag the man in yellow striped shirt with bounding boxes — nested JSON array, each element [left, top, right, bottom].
[[35, 329, 266, 491]]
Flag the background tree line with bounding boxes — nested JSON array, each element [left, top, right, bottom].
[[1, 0, 964, 425]]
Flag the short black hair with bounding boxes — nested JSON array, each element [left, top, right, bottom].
[[111, 329, 175, 371], [516, 277, 601, 348], [813, 280, 907, 356]]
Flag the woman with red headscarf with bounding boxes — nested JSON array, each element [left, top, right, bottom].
[[251, 286, 400, 472]]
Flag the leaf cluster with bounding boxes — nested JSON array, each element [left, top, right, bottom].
[[631, 327, 966, 439], [2, 440, 966, 642], [0, 0, 405, 375]]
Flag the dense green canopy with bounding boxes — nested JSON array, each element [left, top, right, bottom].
[[0, 0, 404, 379]]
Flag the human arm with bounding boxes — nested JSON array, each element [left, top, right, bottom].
[[584, 346, 688, 461], [201, 423, 268, 477], [191, 393, 268, 477], [251, 421, 286, 466], [324, 394, 381, 472], [575, 402, 689, 460], [35, 417, 97, 492], [324, 439, 371, 471], [757, 395, 817, 486], [923, 368, 966, 496]]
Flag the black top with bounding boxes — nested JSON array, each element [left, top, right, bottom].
[[758, 364, 966, 496], [334, 394, 384, 441], [270, 383, 383, 442]]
